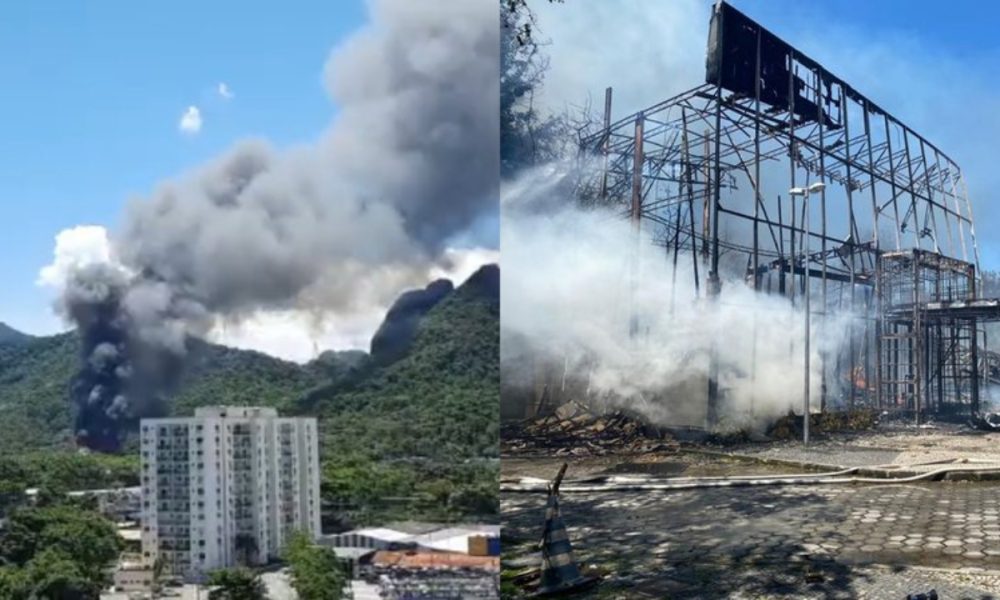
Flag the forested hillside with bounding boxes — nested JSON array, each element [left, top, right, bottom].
[[0, 265, 500, 525]]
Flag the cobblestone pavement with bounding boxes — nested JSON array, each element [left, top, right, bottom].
[[502, 482, 1000, 598]]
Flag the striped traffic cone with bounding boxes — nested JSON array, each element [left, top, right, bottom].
[[534, 464, 598, 596]]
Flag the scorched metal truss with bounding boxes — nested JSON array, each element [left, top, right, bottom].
[[577, 0, 995, 424]]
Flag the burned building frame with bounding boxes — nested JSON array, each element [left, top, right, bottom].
[[578, 0, 996, 423]]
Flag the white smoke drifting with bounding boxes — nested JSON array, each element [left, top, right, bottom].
[[501, 163, 854, 430]]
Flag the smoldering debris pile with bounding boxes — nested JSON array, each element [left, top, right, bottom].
[[767, 409, 879, 440], [501, 404, 678, 457]]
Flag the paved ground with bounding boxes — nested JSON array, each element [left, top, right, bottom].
[[503, 473, 1000, 597], [350, 579, 382, 600], [726, 424, 1000, 471], [502, 454, 804, 481]]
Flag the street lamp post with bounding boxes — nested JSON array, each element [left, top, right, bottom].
[[789, 182, 826, 444]]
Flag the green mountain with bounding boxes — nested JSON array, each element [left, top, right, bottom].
[[0, 265, 499, 523], [0, 322, 32, 347], [0, 329, 327, 454]]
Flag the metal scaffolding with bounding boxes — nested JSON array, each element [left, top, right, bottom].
[[577, 0, 997, 423]]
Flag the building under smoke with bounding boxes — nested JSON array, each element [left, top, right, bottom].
[[511, 1, 1000, 428]]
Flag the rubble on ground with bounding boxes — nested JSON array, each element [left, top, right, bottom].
[[500, 403, 679, 457], [767, 408, 879, 440], [969, 411, 1000, 432]]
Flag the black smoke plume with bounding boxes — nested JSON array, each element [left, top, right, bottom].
[[62, 265, 198, 451], [59, 0, 499, 451]]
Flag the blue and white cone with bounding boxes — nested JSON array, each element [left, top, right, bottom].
[[536, 491, 594, 595]]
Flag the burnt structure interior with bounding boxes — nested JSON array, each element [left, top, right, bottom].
[[577, 0, 1000, 423]]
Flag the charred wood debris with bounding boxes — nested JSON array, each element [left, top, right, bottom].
[[501, 401, 680, 457]]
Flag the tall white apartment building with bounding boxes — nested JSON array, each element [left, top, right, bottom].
[[139, 406, 321, 579]]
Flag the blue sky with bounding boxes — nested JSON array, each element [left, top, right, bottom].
[[3, 0, 999, 336], [745, 0, 999, 62], [0, 1, 365, 334], [737, 0, 1000, 270]]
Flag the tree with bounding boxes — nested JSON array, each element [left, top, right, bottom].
[[0, 566, 29, 600], [0, 504, 122, 598], [283, 532, 346, 600], [24, 547, 102, 600], [150, 555, 166, 597], [0, 504, 122, 577], [207, 567, 268, 600], [501, 0, 568, 177]]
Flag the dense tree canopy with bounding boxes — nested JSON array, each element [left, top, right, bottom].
[[0, 503, 122, 599], [284, 532, 346, 600], [208, 568, 268, 600]]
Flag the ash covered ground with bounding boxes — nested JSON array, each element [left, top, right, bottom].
[[501, 409, 1000, 598]]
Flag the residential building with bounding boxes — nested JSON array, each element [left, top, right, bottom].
[[139, 406, 321, 579], [112, 554, 153, 592]]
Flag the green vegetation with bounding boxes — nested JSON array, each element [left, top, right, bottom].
[[0, 502, 123, 599], [284, 531, 347, 600], [207, 567, 267, 600], [306, 269, 500, 524], [0, 266, 500, 527], [0, 452, 138, 514], [0, 322, 31, 347], [0, 331, 79, 454]]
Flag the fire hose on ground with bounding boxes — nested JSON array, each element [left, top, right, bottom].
[[500, 457, 1000, 493]]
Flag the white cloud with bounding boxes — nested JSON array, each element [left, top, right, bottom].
[[178, 106, 202, 134], [217, 82, 234, 100], [37, 225, 114, 289]]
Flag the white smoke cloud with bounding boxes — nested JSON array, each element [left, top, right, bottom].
[[502, 164, 853, 430], [217, 82, 234, 100], [178, 106, 202, 134], [532, 0, 705, 119], [36, 225, 116, 289], [431, 246, 500, 282]]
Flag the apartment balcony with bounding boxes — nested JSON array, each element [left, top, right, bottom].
[[158, 541, 191, 552], [157, 491, 189, 501], [156, 514, 189, 527], [160, 525, 191, 536], [156, 477, 190, 488]]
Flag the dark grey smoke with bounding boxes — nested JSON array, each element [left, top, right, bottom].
[[370, 279, 454, 365], [60, 0, 499, 451], [62, 264, 193, 451]]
